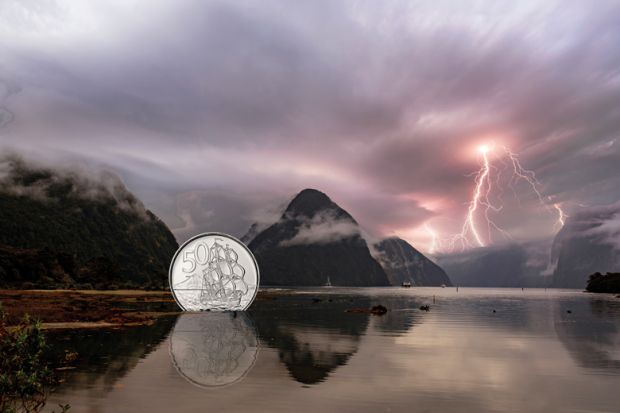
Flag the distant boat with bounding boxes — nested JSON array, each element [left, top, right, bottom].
[[441, 284, 446, 288], [402, 281, 412, 288], [325, 276, 332, 287]]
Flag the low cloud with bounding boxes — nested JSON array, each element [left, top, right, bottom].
[[0, 154, 151, 220], [280, 211, 361, 246], [0, 79, 19, 129], [556, 202, 620, 252], [1, 1, 620, 251]]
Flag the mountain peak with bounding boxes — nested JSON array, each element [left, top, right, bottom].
[[248, 188, 389, 286], [285, 188, 352, 221]]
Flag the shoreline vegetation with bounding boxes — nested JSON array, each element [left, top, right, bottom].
[[0, 290, 179, 330], [585, 272, 620, 294], [0, 308, 71, 413]]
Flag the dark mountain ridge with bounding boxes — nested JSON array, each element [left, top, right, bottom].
[[0, 157, 178, 289], [375, 237, 452, 286]]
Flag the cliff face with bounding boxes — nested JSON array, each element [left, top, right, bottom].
[[551, 203, 620, 289], [0, 157, 178, 289], [374, 237, 452, 286], [248, 189, 389, 286]]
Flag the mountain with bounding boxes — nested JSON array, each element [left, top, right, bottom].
[[0, 156, 178, 289], [374, 237, 452, 286], [551, 203, 620, 288], [240, 222, 262, 244], [248, 188, 389, 286], [437, 243, 551, 288]]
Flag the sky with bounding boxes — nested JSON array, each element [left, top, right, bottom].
[[1, 0, 620, 253]]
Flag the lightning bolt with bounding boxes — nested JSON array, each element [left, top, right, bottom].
[[448, 144, 508, 250], [553, 203, 567, 229], [465, 145, 491, 247], [431, 142, 567, 254]]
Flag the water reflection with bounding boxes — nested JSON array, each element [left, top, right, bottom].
[[250, 294, 425, 384], [251, 295, 371, 384], [372, 298, 425, 335], [43, 289, 620, 413], [169, 312, 259, 388], [46, 316, 177, 395], [554, 297, 620, 372]]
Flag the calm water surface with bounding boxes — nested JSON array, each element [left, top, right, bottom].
[[44, 288, 620, 413]]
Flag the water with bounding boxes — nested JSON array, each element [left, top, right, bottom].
[[43, 288, 620, 413]]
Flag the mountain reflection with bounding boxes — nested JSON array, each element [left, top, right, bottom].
[[252, 295, 371, 384], [250, 294, 425, 385], [372, 298, 425, 335], [554, 298, 620, 373], [46, 316, 177, 394], [169, 312, 259, 388]]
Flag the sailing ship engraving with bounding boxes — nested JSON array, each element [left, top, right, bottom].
[[172, 236, 255, 311]]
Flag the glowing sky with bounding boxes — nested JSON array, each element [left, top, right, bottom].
[[1, 0, 620, 252]]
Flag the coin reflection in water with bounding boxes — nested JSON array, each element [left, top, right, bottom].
[[169, 312, 259, 388]]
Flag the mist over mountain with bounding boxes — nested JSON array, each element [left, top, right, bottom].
[[551, 202, 620, 288], [437, 242, 552, 288], [248, 189, 389, 286], [374, 237, 452, 286], [0, 156, 178, 289], [436, 202, 620, 289]]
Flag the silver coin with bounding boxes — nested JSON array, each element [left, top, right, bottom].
[[169, 232, 259, 311]]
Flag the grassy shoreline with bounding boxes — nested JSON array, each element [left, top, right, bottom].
[[0, 289, 179, 329], [0, 289, 285, 329]]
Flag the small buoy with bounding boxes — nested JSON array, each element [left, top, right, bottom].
[[566, 310, 572, 314]]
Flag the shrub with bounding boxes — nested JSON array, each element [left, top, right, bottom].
[[0, 307, 69, 413]]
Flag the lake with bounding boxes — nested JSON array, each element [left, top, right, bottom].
[[43, 288, 620, 413]]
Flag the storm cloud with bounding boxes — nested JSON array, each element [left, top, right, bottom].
[[1, 0, 620, 251]]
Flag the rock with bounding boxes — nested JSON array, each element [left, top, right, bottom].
[[345, 304, 388, 315], [345, 308, 368, 314], [370, 305, 388, 315]]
